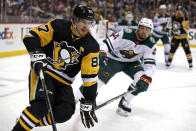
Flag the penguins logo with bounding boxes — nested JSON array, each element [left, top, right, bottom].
[[48, 41, 82, 70], [173, 21, 181, 31]]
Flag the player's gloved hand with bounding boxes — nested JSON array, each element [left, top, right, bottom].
[[99, 50, 108, 66], [80, 98, 98, 128], [133, 75, 152, 95], [30, 49, 47, 76]]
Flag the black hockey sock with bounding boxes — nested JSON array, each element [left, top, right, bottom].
[[12, 121, 26, 131]]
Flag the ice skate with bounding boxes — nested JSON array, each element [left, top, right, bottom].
[[189, 63, 193, 69], [116, 97, 132, 117]]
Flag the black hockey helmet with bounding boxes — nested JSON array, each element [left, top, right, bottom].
[[73, 5, 95, 21]]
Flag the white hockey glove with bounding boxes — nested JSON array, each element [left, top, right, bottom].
[[30, 49, 47, 76], [80, 98, 98, 128]]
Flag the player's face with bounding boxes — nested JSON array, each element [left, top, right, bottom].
[[176, 10, 183, 17], [137, 25, 151, 40], [75, 18, 92, 36], [160, 9, 166, 15]]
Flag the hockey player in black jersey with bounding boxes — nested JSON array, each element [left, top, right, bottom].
[[12, 5, 99, 130], [167, 6, 193, 68]]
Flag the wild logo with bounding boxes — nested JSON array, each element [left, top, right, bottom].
[[47, 41, 83, 70], [120, 50, 138, 58]]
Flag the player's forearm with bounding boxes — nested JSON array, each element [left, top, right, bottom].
[[23, 36, 42, 52], [83, 83, 97, 101], [143, 64, 156, 78]]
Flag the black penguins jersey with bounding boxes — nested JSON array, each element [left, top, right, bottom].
[[172, 14, 189, 39], [23, 19, 99, 100]]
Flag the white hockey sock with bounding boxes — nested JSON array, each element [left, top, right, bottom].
[[123, 93, 136, 107], [164, 44, 170, 62]]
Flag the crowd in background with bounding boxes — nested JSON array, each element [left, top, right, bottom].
[[0, 0, 196, 27]]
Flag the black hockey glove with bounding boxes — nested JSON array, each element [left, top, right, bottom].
[[133, 75, 152, 95], [30, 49, 47, 76], [80, 98, 98, 128]]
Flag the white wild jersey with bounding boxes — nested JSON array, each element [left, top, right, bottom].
[[153, 14, 171, 37], [100, 28, 157, 77]]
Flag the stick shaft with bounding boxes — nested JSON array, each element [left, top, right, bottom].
[[40, 69, 57, 131]]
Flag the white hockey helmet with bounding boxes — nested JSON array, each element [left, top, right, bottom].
[[159, 4, 167, 9], [138, 17, 154, 31], [125, 11, 133, 21]]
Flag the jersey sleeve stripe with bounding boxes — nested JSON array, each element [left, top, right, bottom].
[[83, 81, 97, 87], [82, 76, 98, 82], [144, 58, 155, 61], [81, 74, 97, 78], [103, 40, 119, 58], [144, 61, 156, 65]]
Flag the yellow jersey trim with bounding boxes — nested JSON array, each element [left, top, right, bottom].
[[83, 81, 97, 87], [45, 71, 71, 86], [173, 35, 188, 39], [30, 70, 38, 101]]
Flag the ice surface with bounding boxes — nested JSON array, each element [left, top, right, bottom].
[[0, 47, 196, 131]]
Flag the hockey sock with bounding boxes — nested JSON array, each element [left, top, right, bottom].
[[186, 53, 193, 64], [36, 113, 52, 126], [164, 44, 170, 62], [12, 108, 40, 131], [168, 52, 174, 63]]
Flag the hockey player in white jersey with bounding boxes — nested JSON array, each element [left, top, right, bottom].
[[75, 18, 156, 116], [152, 4, 171, 64]]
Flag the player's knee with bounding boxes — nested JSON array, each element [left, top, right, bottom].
[[54, 103, 75, 123], [29, 100, 48, 118]]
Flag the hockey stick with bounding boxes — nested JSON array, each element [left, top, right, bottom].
[[94, 87, 136, 111], [39, 69, 57, 131]]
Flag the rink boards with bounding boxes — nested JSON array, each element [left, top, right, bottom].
[[0, 23, 196, 57]]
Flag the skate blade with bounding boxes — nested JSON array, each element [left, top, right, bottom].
[[116, 108, 130, 117]]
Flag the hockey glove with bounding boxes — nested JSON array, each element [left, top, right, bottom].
[[80, 98, 98, 128], [133, 75, 152, 95], [30, 49, 47, 76], [99, 50, 108, 66]]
